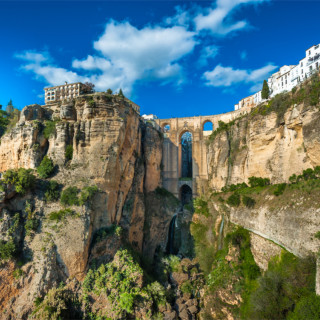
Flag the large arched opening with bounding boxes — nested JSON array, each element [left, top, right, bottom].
[[180, 131, 192, 178], [180, 184, 192, 206]]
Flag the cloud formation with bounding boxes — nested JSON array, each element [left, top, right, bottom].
[[15, 0, 269, 96], [195, 0, 267, 35], [203, 63, 277, 91]]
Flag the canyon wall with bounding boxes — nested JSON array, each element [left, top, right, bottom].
[[206, 104, 320, 191], [0, 94, 178, 319]]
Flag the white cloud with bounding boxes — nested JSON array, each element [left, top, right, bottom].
[[198, 45, 219, 67], [16, 51, 88, 86], [17, 21, 196, 95], [195, 0, 267, 35], [15, 1, 269, 96], [164, 5, 192, 28], [203, 63, 277, 92]]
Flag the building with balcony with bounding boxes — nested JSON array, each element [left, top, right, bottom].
[[44, 82, 82, 104]]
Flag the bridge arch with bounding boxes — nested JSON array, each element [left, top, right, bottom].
[[156, 109, 243, 198]]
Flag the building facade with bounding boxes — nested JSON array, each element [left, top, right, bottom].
[[44, 82, 82, 104], [235, 43, 320, 110]]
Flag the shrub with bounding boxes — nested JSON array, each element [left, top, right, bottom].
[[37, 156, 54, 179], [79, 185, 98, 205], [31, 287, 82, 319], [2, 168, 36, 195], [226, 193, 241, 207], [180, 280, 193, 295], [0, 239, 16, 260], [48, 208, 77, 221], [145, 282, 167, 307], [13, 268, 24, 279], [273, 183, 286, 196], [162, 255, 182, 273], [65, 145, 73, 161], [60, 186, 79, 206], [82, 249, 166, 317], [287, 293, 320, 320], [248, 176, 270, 188], [45, 180, 61, 202], [245, 252, 316, 320], [193, 197, 209, 217], [207, 120, 235, 143], [242, 195, 256, 208], [289, 173, 298, 184], [24, 201, 39, 236], [314, 231, 320, 240], [43, 120, 57, 139], [221, 182, 248, 193]]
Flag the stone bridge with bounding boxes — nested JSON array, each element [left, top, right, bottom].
[[156, 107, 249, 201]]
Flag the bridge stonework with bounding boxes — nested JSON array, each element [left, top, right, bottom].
[[156, 107, 249, 200]]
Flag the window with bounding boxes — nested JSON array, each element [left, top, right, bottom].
[[309, 50, 311, 55], [310, 66, 312, 71], [301, 62, 303, 67]]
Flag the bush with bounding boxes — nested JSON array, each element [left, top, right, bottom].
[[31, 287, 82, 319], [314, 231, 320, 240], [45, 180, 61, 202], [193, 197, 209, 217], [37, 156, 54, 179], [79, 185, 98, 205], [25, 201, 39, 236], [65, 145, 73, 161], [82, 249, 166, 317], [0, 239, 16, 260], [287, 293, 320, 320], [2, 168, 36, 195], [181, 280, 193, 295], [43, 120, 57, 139], [273, 183, 286, 196], [221, 182, 248, 193], [48, 208, 77, 221], [248, 176, 270, 188], [242, 195, 255, 208], [60, 186, 79, 206], [245, 252, 316, 320], [227, 193, 241, 207]]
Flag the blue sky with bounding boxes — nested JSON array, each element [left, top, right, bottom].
[[0, 0, 319, 118]]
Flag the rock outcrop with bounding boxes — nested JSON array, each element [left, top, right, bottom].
[[206, 104, 320, 191], [0, 94, 178, 319]]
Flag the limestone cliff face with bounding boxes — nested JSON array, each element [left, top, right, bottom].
[[207, 104, 320, 190], [0, 94, 174, 319]]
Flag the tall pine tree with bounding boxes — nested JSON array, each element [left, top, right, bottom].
[[261, 80, 270, 99]]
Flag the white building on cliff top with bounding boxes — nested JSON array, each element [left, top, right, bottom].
[[235, 43, 320, 110]]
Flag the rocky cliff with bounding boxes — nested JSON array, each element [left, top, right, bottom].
[[0, 94, 180, 319], [207, 103, 320, 191]]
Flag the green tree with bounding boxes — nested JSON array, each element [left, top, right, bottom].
[[106, 88, 113, 94], [118, 88, 125, 98], [261, 80, 270, 99], [6, 99, 14, 114]]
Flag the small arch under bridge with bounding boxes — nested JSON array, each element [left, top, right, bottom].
[[156, 108, 247, 200]]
